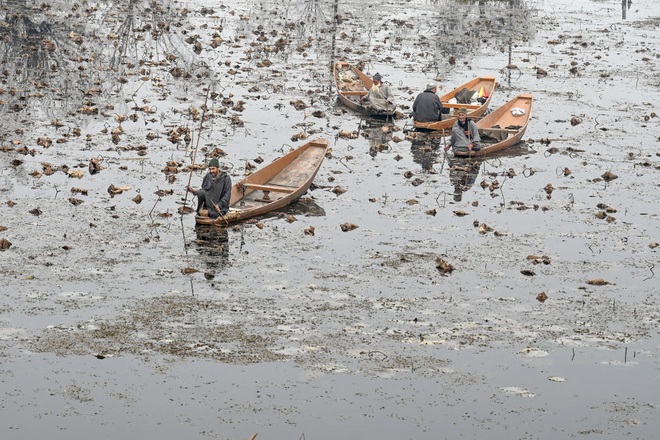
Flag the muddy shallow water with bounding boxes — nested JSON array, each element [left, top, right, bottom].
[[1, 0, 659, 439]]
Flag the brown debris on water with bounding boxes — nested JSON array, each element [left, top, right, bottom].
[[71, 187, 88, 196], [68, 198, 83, 206], [88, 158, 104, 175], [340, 223, 358, 232], [132, 195, 143, 204], [426, 209, 437, 216], [181, 267, 198, 275], [536, 292, 548, 302], [521, 269, 535, 276], [453, 210, 468, 217], [570, 116, 582, 126], [37, 137, 52, 148], [435, 257, 455, 274], [478, 223, 493, 234], [338, 130, 358, 139], [0, 238, 11, 250], [601, 171, 618, 182], [586, 279, 612, 286], [304, 226, 315, 236], [332, 186, 346, 196], [649, 242, 659, 249], [29, 208, 42, 216], [107, 184, 131, 196]]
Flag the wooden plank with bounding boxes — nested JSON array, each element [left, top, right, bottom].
[[243, 183, 295, 193], [443, 103, 481, 109], [341, 90, 367, 96]]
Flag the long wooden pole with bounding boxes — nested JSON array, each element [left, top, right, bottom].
[[183, 87, 211, 211]]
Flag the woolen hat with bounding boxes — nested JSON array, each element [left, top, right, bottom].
[[457, 107, 468, 115], [426, 82, 437, 91], [373, 73, 382, 82], [208, 158, 220, 168]]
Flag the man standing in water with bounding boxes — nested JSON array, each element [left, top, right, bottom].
[[187, 158, 232, 218]]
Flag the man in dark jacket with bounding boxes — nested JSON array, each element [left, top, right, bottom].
[[412, 83, 444, 122], [187, 158, 232, 218]]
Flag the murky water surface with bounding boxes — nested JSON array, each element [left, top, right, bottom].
[[1, 0, 658, 439]]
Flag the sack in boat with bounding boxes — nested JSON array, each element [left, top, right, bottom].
[[511, 107, 526, 116], [455, 88, 476, 104]]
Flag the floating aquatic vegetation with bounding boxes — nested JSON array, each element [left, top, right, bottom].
[[586, 279, 612, 286], [340, 223, 358, 232], [435, 257, 455, 274]]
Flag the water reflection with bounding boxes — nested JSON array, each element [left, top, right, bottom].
[[193, 225, 230, 274], [409, 132, 448, 172], [448, 156, 483, 201]]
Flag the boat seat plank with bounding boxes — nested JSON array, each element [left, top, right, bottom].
[[243, 183, 296, 193], [443, 103, 481, 110], [342, 90, 367, 96]]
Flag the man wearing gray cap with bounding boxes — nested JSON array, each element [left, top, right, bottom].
[[412, 83, 444, 122]]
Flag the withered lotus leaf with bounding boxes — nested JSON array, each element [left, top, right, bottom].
[[478, 223, 492, 234], [406, 199, 419, 205], [426, 209, 437, 216], [536, 292, 548, 302], [648, 242, 659, 249], [181, 267, 198, 274], [68, 198, 84, 206], [132, 195, 143, 204], [0, 238, 11, 250], [285, 215, 297, 223], [67, 170, 84, 179], [601, 171, 618, 182], [453, 210, 468, 217], [521, 269, 536, 276], [586, 279, 611, 286], [255, 222, 265, 229], [0, 226, 7, 231], [304, 226, 315, 236], [340, 223, 358, 232], [332, 186, 346, 195], [29, 208, 42, 216], [177, 206, 195, 215], [435, 257, 455, 273]]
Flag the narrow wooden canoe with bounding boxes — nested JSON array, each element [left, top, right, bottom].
[[413, 76, 497, 131], [454, 93, 533, 157], [334, 61, 396, 117], [195, 138, 330, 225]]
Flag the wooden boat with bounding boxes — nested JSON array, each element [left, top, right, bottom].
[[195, 138, 330, 225], [454, 93, 533, 157], [412, 76, 497, 131], [334, 61, 396, 117]]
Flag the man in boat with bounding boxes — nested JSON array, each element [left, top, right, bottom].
[[186, 158, 232, 218], [444, 107, 481, 153], [412, 83, 444, 122], [360, 73, 394, 113]]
